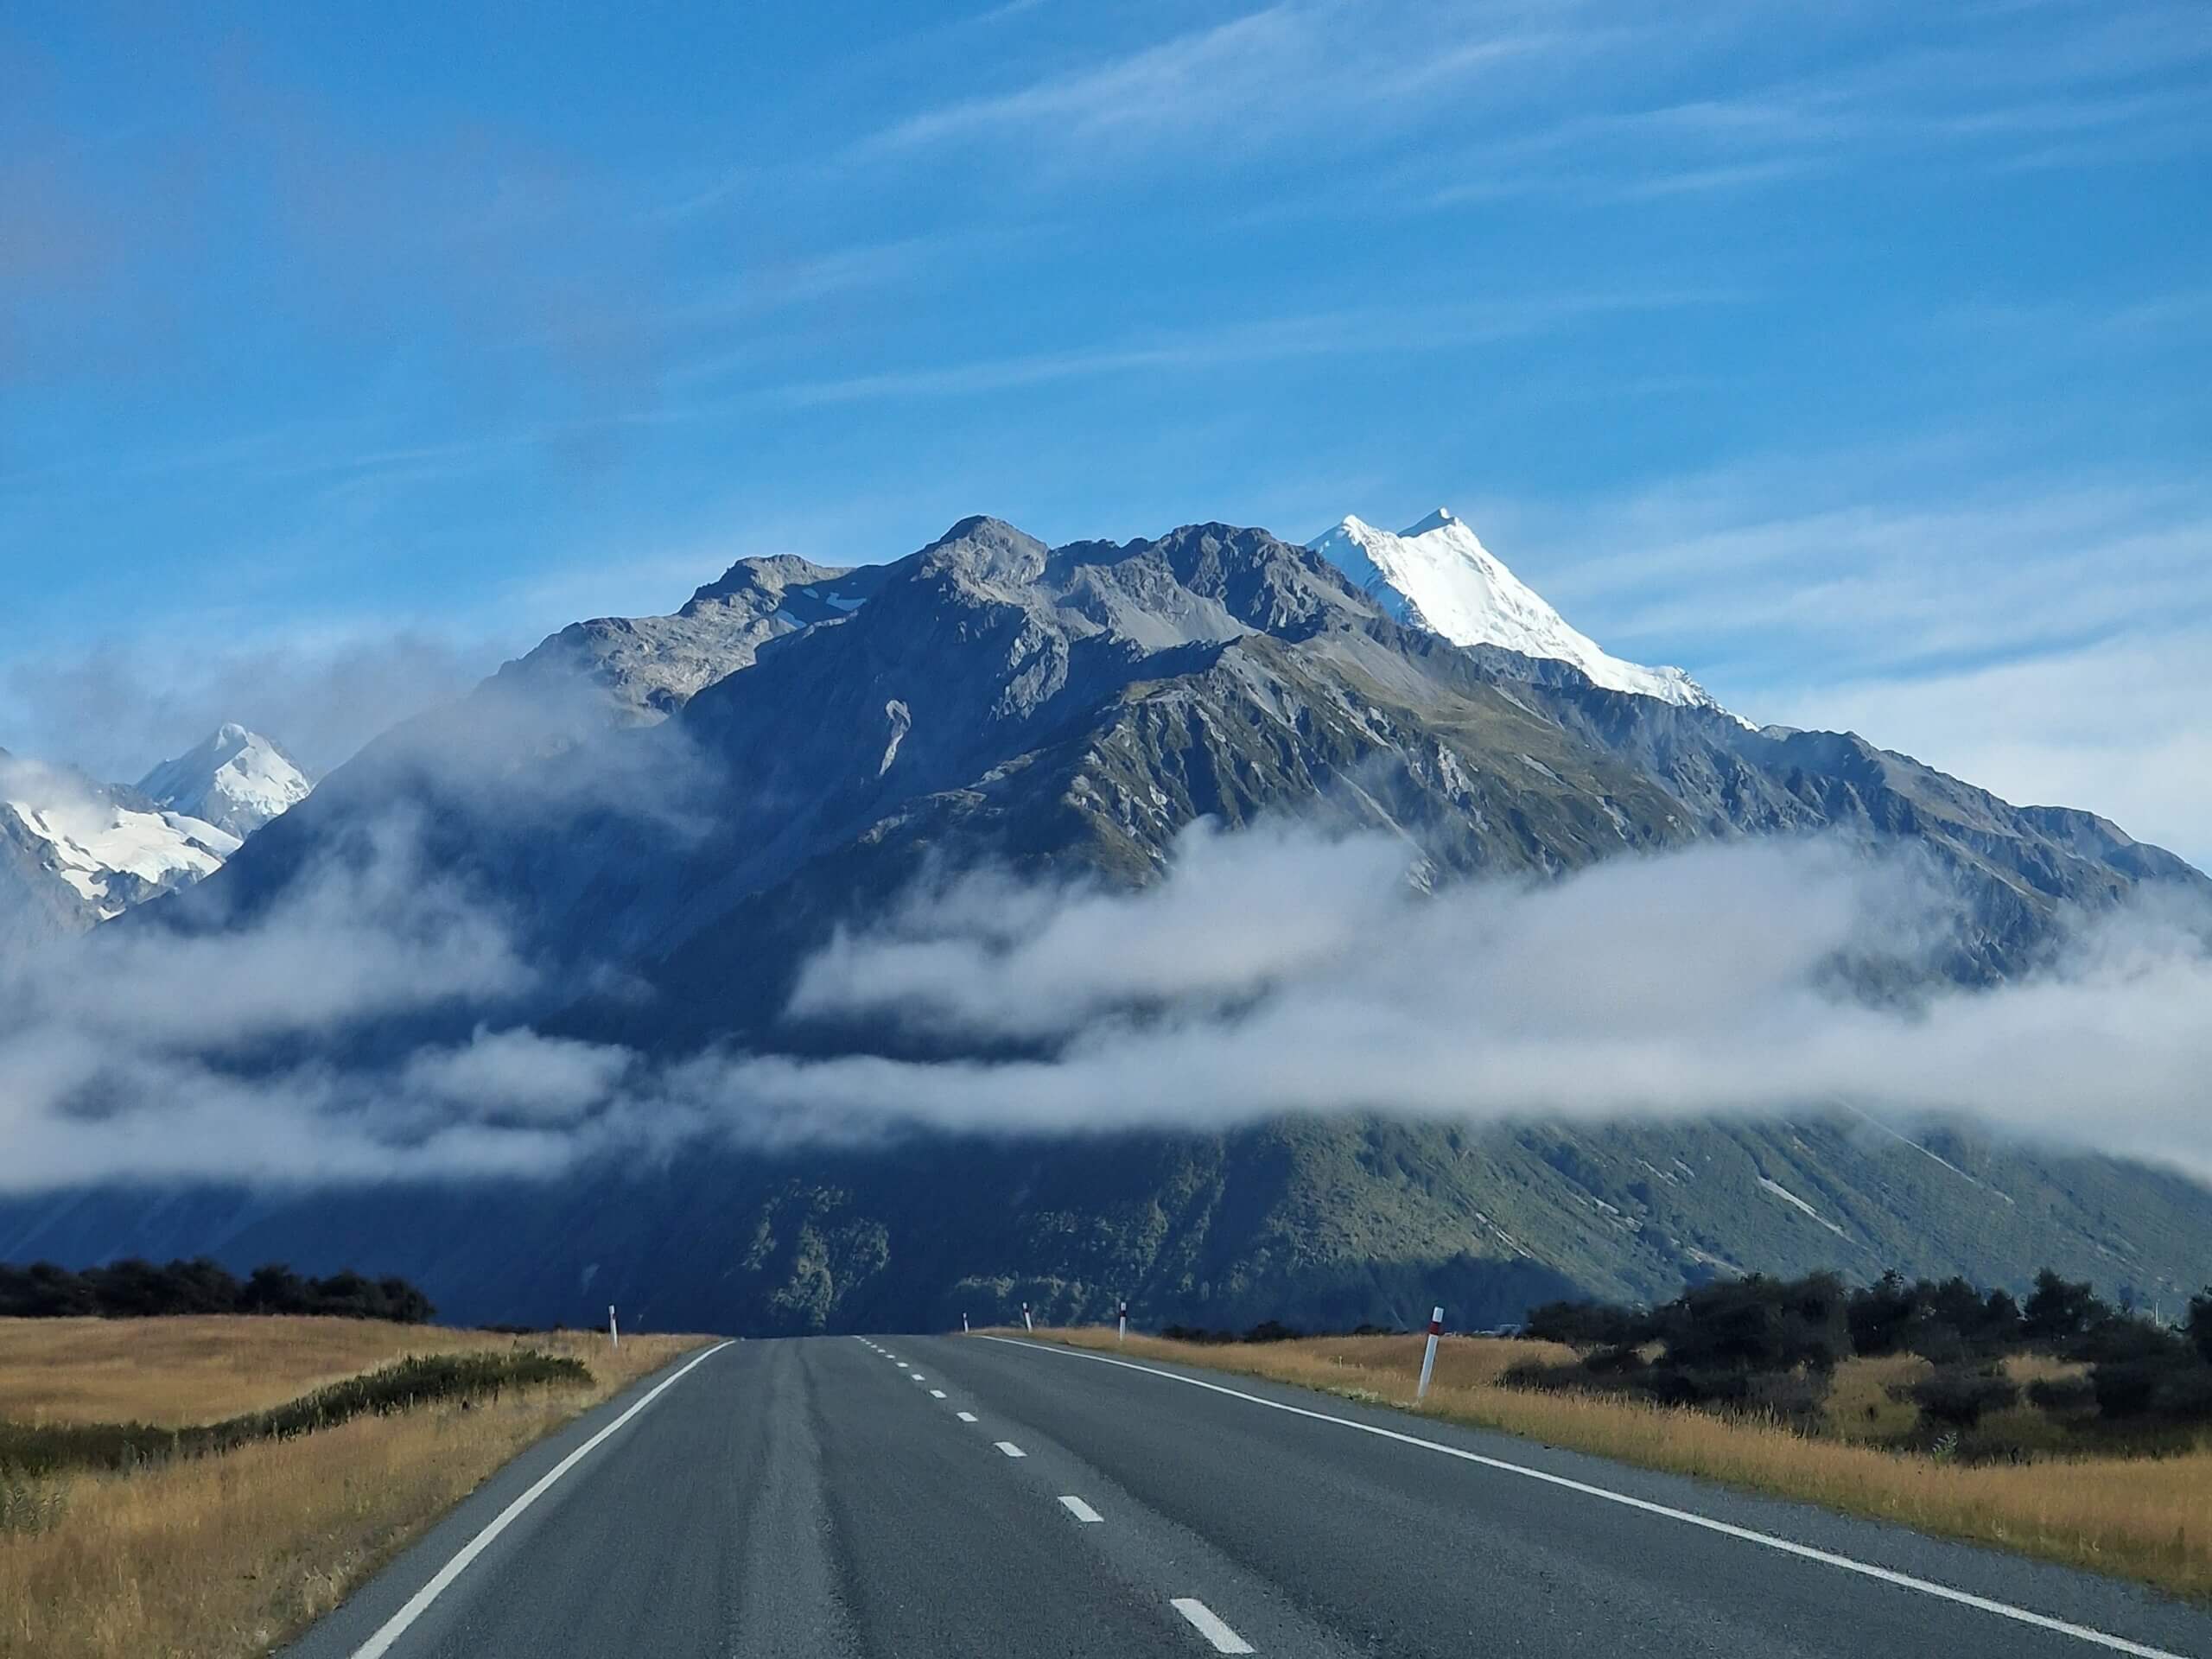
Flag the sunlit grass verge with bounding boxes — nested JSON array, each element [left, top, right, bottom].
[[0, 1314, 594, 1429], [0, 1320, 711, 1659], [2, 1351, 589, 1477], [1014, 1326, 2212, 1601]]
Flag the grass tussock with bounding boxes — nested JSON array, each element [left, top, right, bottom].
[[0, 1319, 709, 1659], [1026, 1326, 2212, 1600]]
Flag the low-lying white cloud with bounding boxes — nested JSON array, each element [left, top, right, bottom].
[[1, 818, 2209, 1193]]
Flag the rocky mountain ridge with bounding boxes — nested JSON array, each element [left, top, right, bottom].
[[7, 512, 2205, 1332]]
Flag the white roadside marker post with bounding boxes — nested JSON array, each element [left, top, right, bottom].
[[1117, 1300, 1128, 1345], [1415, 1305, 1442, 1402], [608, 1304, 620, 1352], [963, 1313, 970, 1334], [1021, 1301, 1033, 1333]]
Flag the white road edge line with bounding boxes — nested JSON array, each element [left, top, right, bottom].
[[1059, 1495, 1104, 1524], [1171, 1597, 1255, 1654], [978, 1338, 2183, 1659], [995, 1440, 1027, 1458], [346, 1340, 732, 1659], [931, 1389, 947, 1399], [957, 1411, 979, 1422]]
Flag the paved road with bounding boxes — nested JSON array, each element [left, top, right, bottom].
[[289, 1334, 2212, 1658]]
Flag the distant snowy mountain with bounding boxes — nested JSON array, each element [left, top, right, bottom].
[[1309, 509, 1741, 721], [0, 726, 311, 944], [1, 755, 236, 934], [138, 723, 315, 838]]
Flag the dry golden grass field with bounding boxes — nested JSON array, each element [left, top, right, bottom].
[[1027, 1326, 2212, 1600], [0, 1315, 577, 1428], [0, 1318, 711, 1659]]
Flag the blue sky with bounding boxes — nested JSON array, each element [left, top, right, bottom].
[[3, 1, 2208, 861]]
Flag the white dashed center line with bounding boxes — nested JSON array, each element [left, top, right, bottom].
[[1058, 1496, 1103, 1524], [1171, 1598, 1255, 1654], [930, 1389, 946, 1399], [994, 1440, 1027, 1459], [910, 1373, 925, 1382], [956, 1411, 978, 1423]]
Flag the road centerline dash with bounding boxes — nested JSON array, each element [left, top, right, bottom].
[[1171, 1598, 1255, 1653], [1058, 1495, 1103, 1523], [995, 1440, 1027, 1458]]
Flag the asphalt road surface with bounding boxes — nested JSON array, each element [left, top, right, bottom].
[[286, 1334, 2212, 1657]]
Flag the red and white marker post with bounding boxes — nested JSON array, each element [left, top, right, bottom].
[[1415, 1305, 1443, 1402], [1117, 1300, 1128, 1345]]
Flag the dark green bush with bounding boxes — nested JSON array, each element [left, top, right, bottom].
[[2022, 1269, 2106, 1344], [2026, 1375, 2096, 1415], [1656, 1273, 1851, 1375], [2090, 1357, 2212, 1424], [1910, 1364, 2018, 1430], [2188, 1290, 2212, 1366], [1524, 1298, 1649, 1349]]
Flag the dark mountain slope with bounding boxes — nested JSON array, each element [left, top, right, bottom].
[[9, 515, 2208, 1332]]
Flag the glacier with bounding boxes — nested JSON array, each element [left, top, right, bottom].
[[1309, 508, 1743, 722]]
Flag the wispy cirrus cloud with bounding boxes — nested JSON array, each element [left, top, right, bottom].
[[854, 2, 1593, 167], [751, 289, 1742, 404], [803, 0, 2209, 213]]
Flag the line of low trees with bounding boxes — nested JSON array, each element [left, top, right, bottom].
[[0, 1258, 435, 1325], [1516, 1268, 2212, 1433]]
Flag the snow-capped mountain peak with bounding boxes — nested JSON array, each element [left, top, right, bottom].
[[1, 754, 236, 931], [137, 724, 315, 839], [1309, 510, 1738, 721]]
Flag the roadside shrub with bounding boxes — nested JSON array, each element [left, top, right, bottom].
[[1904, 1322, 1967, 1365], [1657, 1272, 1851, 1376], [1643, 1366, 1755, 1410], [2026, 1375, 2096, 1415], [1158, 1324, 1234, 1344], [1524, 1299, 1648, 1349], [1498, 1359, 1582, 1393], [2091, 1357, 2212, 1424], [1582, 1342, 1648, 1376], [1743, 1370, 1827, 1421], [2188, 1290, 2212, 1366], [1910, 1364, 2018, 1430]]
